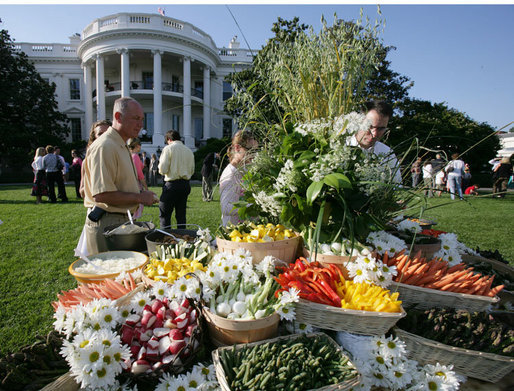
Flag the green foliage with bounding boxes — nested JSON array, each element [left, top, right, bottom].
[[0, 29, 69, 174], [388, 98, 501, 172], [225, 14, 412, 133]]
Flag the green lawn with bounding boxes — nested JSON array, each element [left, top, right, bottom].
[[0, 184, 512, 356]]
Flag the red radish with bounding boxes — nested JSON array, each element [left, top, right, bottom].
[[153, 328, 171, 338], [189, 309, 197, 323], [146, 346, 159, 360], [143, 304, 152, 313], [152, 300, 164, 314], [139, 329, 153, 342], [165, 309, 176, 320], [156, 306, 166, 321], [180, 298, 190, 309], [130, 343, 141, 357], [169, 340, 186, 355], [169, 329, 184, 341], [142, 313, 157, 328], [126, 314, 141, 327], [158, 336, 171, 355], [164, 319, 177, 329], [147, 338, 160, 350], [173, 313, 188, 329], [137, 346, 146, 361], [153, 318, 164, 329], [131, 359, 151, 374], [162, 353, 174, 365], [121, 325, 134, 345], [162, 297, 169, 306], [152, 362, 163, 371], [185, 324, 196, 337]]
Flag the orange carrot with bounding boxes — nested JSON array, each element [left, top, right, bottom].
[[487, 285, 505, 297]]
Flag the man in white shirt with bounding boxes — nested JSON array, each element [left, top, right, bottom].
[[347, 101, 402, 184], [158, 130, 195, 229]]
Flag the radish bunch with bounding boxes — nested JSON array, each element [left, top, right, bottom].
[[120, 297, 199, 374]]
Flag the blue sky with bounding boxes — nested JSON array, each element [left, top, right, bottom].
[[1, 4, 513, 130]]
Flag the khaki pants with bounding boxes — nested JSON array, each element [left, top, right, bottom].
[[84, 213, 127, 256]]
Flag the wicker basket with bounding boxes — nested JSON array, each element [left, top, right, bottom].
[[294, 299, 405, 336], [461, 254, 514, 280], [394, 328, 514, 383], [216, 235, 301, 264], [212, 332, 361, 391], [202, 308, 280, 346], [411, 240, 441, 259], [390, 281, 499, 312], [302, 248, 356, 280]]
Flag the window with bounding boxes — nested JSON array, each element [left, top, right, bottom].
[[223, 81, 232, 101], [69, 79, 80, 100], [142, 113, 154, 141], [194, 118, 203, 140], [172, 114, 180, 131], [70, 118, 82, 142], [143, 72, 153, 89], [223, 118, 233, 138], [194, 81, 203, 99]]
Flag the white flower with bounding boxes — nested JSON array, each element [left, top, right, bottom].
[[152, 280, 170, 300], [397, 219, 422, 234], [367, 231, 407, 256], [252, 191, 283, 218], [53, 305, 67, 333], [255, 255, 276, 276], [196, 227, 213, 243], [129, 291, 152, 314], [276, 305, 296, 321], [185, 367, 206, 388], [280, 287, 300, 305]]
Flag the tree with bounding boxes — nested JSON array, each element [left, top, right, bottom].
[[0, 28, 69, 174], [388, 98, 501, 173]]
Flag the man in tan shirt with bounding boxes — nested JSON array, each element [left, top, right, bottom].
[[82, 97, 158, 255], [158, 130, 195, 229]]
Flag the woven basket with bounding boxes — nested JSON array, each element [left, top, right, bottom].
[[294, 299, 405, 336], [202, 308, 279, 346], [302, 248, 356, 280], [212, 332, 361, 391], [461, 254, 514, 280], [395, 328, 514, 383], [411, 240, 441, 259], [216, 235, 301, 264], [390, 281, 499, 312]]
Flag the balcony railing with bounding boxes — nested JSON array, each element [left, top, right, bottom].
[[93, 81, 189, 97]]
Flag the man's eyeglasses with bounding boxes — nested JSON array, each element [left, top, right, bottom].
[[369, 125, 389, 134]]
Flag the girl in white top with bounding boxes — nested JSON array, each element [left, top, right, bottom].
[[445, 153, 465, 200], [31, 147, 47, 204], [422, 161, 433, 197], [219, 130, 258, 227]]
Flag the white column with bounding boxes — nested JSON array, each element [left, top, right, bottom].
[[95, 54, 105, 120], [153, 49, 162, 145], [83, 61, 93, 137], [119, 48, 130, 97], [203, 66, 211, 140], [182, 56, 193, 149]]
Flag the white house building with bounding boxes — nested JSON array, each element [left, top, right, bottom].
[[15, 12, 254, 154], [497, 132, 514, 158]]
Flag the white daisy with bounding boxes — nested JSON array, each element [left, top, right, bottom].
[[276, 305, 296, 321], [152, 280, 170, 300], [53, 305, 67, 333], [130, 291, 152, 314], [185, 367, 206, 388]]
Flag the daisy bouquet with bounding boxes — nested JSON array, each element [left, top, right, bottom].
[[201, 249, 298, 321], [53, 279, 204, 390], [236, 112, 406, 246], [336, 332, 465, 391]]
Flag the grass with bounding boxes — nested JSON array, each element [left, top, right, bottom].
[[0, 184, 512, 356]]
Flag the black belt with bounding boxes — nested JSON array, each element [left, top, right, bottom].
[[166, 178, 189, 183]]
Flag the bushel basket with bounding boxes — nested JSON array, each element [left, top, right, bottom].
[[390, 281, 499, 312], [212, 332, 361, 391], [394, 328, 514, 383], [294, 298, 405, 336], [216, 235, 301, 264]]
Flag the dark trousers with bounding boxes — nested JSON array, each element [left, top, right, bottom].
[[46, 171, 68, 202], [159, 179, 191, 229]]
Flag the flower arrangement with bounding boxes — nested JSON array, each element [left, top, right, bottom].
[[201, 249, 298, 320], [337, 332, 465, 391], [367, 230, 408, 256], [433, 233, 477, 266], [236, 112, 406, 247], [346, 254, 398, 288], [53, 276, 204, 389]]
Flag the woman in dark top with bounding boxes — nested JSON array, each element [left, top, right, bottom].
[[493, 156, 513, 198]]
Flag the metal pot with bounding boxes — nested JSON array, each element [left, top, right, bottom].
[[103, 221, 155, 252], [145, 227, 198, 255]]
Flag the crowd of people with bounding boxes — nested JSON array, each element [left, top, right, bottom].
[[29, 97, 512, 256]]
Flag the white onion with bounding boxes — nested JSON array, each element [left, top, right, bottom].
[[75, 256, 144, 275]]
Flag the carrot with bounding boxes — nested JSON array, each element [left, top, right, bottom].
[[395, 254, 409, 271], [447, 263, 466, 273], [440, 282, 458, 291], [382, 251, 390, 266], [402, 264, 429, 285], [403, 261, 424, 280], [487, 285, 505, 297]]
